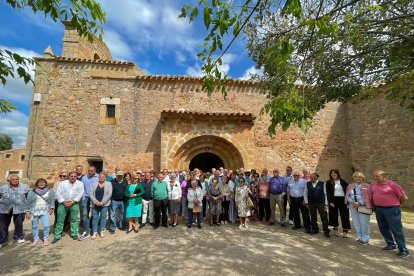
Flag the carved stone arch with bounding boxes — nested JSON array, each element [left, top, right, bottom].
[[169, 135, 244, 170]]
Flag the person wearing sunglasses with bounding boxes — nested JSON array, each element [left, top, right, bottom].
[[53, 171, 69, 228], [235, 177, 251, 229]]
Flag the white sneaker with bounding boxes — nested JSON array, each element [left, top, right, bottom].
[[17, 239, 25, 244], [91, 233, 97, 240], [244, 224, 249, 229], [289, 220, 294, 225], [0, 243, 3, 249], [99, 232, 105, 238], [78, 232, 91, 241], [239, 224, 243, 230]]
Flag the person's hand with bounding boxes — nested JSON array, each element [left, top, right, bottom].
[[305, 204, 309, 209], [329, 203, 335, 207], [25, 213, 30, 220], [353, 202, 360, 209], [132, 194, 137, 197], [324, 205, 328, 212], [49, 208, 54, 215], [63, 201, 70, 207]]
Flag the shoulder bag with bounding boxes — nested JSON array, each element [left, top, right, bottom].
[[354, 188, 373, 215]]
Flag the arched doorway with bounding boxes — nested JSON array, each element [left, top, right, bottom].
[[189, 152, 224, 172], [170, 135, 244, 171]]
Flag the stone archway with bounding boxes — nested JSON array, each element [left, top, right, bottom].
[[171, 135, 244, 171]]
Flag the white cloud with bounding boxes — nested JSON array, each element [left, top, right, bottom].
[[186, 53, 236, 77], [0, 110, 29, 148], [0, 46, 41, 148], [239, 66, 263, 80], [103, 29, 134, 61], [0, 45, 41, 106], [100, 0, 200, 60]]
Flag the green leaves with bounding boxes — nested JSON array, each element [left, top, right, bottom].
[[1, 0, 107, 113], [0, 99, 17, 114], [182, 0, 414, 135], [204, 7, 213, 29], [282, 0, 303, 18]]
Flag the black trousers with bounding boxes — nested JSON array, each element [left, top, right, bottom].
[[258, 198, 271, 222], [283, 194, 294, 221], [154, 199, 168, 226], [0, 211, 25, 244], [202, 197, 207, 218], [221, 201, 230, 222], [308, 203, 329, 234], [290, 197, 311, 230], [328, 196, 351, 232]]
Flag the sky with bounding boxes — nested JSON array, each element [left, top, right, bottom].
[[0, 0, 261, 148]]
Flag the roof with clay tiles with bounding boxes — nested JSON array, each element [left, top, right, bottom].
[[161, 109, 256, 119]]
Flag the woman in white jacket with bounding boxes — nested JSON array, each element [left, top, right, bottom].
[[27, 178, 55, 246], [167, 174, 182, 227], [187, 180, 203, 229]]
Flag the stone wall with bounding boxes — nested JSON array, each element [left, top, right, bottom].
[[347, 95, 414, 204], [61, 21, 112, 60], [0, 148, 26, 181], [24, 58, 351, 184]]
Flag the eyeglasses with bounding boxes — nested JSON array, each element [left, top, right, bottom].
[[59, 175, 67, 178], [273, 171, 279, 173], [239, 180, 244, 183]]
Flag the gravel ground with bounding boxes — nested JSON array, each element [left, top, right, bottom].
[[0, 216, 413, 276]]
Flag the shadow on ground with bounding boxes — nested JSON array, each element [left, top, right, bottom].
[[0, 217, 413, 275]]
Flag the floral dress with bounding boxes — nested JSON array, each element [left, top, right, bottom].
[[235, 185, 251, 217]]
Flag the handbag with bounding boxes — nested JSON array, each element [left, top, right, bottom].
[[246, 196, 254, 209], [353, 188, 373, 215]]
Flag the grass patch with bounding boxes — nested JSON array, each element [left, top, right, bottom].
[[401, 206, 414, 224]]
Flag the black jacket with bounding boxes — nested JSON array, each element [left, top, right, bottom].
[[326, 179, 348, 203]]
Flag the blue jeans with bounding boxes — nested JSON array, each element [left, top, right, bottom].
[[349, 204, 370, 242], [92, 206, 108, 233], [32, 214, 50, 241], [375, 206, 408, 252], [110, 200, 125, 231], [188, 208, 201, 226], [82, 197, 91, 233]]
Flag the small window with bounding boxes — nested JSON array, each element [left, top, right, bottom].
[[20, 155, 25, 161], [106, 104, 116, 118], [5, 154, 11, 158]]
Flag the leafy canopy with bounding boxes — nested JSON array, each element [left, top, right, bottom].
[[0, 0, 106, 113], [0, 134, 13, 151], [180, 0, 414, 134]]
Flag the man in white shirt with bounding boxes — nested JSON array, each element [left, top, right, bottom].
[[52, 171, 84, 243]]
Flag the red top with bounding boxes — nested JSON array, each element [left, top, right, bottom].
[[372, 180, 406, 207]]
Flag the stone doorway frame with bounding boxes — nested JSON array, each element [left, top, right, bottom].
[[160, 110, 256, 171]]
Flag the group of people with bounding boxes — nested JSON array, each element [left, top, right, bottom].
[[0, 165, 410, 258]]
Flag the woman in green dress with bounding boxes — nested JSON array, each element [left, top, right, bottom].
[[124, 175, 145, 233]]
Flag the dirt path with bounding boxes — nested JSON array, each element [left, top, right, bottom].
[[0, 218, 413, 275]]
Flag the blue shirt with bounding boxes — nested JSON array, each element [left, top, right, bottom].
[[347, 184, 365, 205], [287, 178, 306, 197], [0, 184, 30, 214], [269, 176, 286, 194], [81, 174, 99, 199]]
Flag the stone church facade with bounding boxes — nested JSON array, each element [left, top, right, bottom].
[[11, 23, 413, 202]]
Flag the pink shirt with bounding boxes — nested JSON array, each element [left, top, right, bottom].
[[371, 180, 405, 207]]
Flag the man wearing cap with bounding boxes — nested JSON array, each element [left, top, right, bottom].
[[109, 170, 128, 234]]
